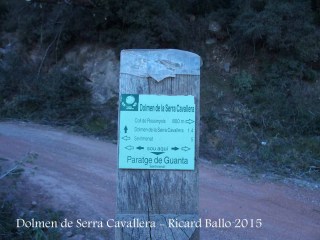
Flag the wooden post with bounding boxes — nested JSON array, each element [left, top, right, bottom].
[[116, 49, 201, 239]]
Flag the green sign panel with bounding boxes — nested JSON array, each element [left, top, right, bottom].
[[119, 94, 195, 170]]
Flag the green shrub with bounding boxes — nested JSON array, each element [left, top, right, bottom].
[[0, 199, 62, 240], [246, 56, 320, 136], [265, 58, 305, 83], [3, 0, 207, 52], [232, 0, 320, 63], [0, 1, 7, 30], [0, 48, 118, 138], [250, 75, 320, 136], [232, 70, 254, 94], [0, 51, 91, 124], [231, 0, 320, 138], [256, 137, 320, 180]]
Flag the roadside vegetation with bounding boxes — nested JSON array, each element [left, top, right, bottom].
[[0, 0, 319, 181], [0, 154, 63, 240], [0, 200, 62, 240]]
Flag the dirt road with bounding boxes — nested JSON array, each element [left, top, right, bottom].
[[0, 122, 319, 239]]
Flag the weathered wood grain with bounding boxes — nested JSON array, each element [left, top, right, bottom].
[[116, 50, 200, 239]]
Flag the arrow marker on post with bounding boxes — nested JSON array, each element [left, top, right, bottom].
[[125, 145, 134, 150], [151, 152, 165, 155], [185, 119, 194, 124], [122, 136, 130, 141], [124, 126, 128, 133], [181, 146, 190, 151]]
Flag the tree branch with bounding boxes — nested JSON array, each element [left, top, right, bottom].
[[0, 165, 20, 180], [36, 23, 64, 80], [0, 153, 38, 180]]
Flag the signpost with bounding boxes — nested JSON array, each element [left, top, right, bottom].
[[119, 94, 195, 170], [116, 49, 201, 239]]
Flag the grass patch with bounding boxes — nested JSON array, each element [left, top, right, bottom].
[[0, 200, 63, 240], [0, 154, 63, 240], [256, 137, 320, 180], [84, 116, 108, 135]]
